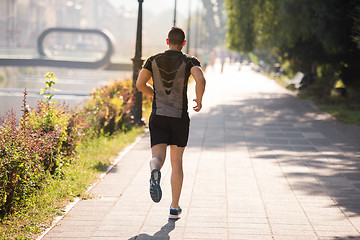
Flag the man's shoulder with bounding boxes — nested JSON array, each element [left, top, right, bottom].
[[148, 52, 167, 60], [148, 51, 186, 63], [182, 54, 201, 67], [181, 52, 193, 58], [180, 52, 197, 60], [147, 51, 200, 66]]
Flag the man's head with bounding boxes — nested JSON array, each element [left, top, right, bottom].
[[167, 26, 186, 49]]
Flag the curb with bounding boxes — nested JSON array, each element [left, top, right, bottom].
[[36, 133, 146, 240]]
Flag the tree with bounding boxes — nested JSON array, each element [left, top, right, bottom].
[[200, 0, 227, 49], [351, 0, 360, 49], [225, 0, 257, 52], [225, 0, 360, 93]]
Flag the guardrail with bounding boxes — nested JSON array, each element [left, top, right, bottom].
[[0, 27, 132, 71]]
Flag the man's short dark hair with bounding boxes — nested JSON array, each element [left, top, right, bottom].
[[168, 27, 185, 45]]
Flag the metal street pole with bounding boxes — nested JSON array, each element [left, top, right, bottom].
[[186, 0, 191, 53], [132, 0, 144, 125], [195, 0, 200, 57], [6, 0, 10, 47], [173, 0, 177, 26]]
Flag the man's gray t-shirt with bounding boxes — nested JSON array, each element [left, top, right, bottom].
[[143, 50, 201, 118]]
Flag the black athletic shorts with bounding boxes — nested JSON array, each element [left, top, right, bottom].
[[149, 113, 190, 147]]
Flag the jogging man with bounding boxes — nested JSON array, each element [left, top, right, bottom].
[[136, 26, 206, 220]]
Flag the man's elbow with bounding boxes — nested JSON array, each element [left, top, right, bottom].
[[199, 76, 206, 86], [136, 80, 143, 91]]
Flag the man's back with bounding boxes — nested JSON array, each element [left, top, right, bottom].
[[144, 50, 200, 118]]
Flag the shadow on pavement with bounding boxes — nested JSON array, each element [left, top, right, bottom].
[[331, 237, 360, 240], [189, 92, 360, 217], [128, 220, 176, 240]]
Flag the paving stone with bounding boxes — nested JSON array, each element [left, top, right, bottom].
[[293, 146, 319, 151], [229, 235, 273, 240], [43, 230, 93, 238], [289, 139, 312, 145], [273, 236, 318, 240], [183, 232, 227, 239], [297, 127, 318, 132], [46, 238, 89, 240], [280, 128, 300, 133], [267, 138, 290, 145], [90, 238, 124, 240]]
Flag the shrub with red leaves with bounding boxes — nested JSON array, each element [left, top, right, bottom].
[[84, 79, 135, 136], [0, 89, 86, 217], [0, 108, 44, 218], [0, 75, 143, 219]]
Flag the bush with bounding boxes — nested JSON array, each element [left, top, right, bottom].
[[0, 75, 87, 218], [25, 102, 87, 174], [84, 79, 135, 136], [0, 73, 150, 225], [0, 109, 44, 218]]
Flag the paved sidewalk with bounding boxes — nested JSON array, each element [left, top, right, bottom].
[[42, 64, 360, 240]]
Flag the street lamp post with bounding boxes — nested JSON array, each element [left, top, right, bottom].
[[132, 0, 144, 125], [195, 0, 200, 57], [173, 0, 177, 26], [186, 0, 191, 53]]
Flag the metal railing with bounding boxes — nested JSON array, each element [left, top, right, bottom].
[[0, 27, 132, 71]]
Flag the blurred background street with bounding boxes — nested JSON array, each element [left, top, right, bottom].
[[0, 0, 224, 118]]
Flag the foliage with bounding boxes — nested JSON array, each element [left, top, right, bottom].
[[320, 104, 360, 125], [0, 71, 153, 238], [0, 127, 144, 239], [26, 102, 87, 174], [0, 73, 86, 219], [0, 108, 43, 219], [84, 79, 135, 136], [226, 0, 257, 52], [0, 87, 86, 219], [298, 86, 360, 125], [199, 0, 227, 48], [225, 0, 360, 94], [353, 2, 360, 49], [40, 72, 58, 102]]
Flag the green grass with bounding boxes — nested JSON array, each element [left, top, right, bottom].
[[319, 105, 360, 125], [296, 87, 360, 125], [0, 127, 144, 240], [268, 73, 360, 126]]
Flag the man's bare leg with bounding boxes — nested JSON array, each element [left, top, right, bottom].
[[150, 143, 167, 171], [149, 144, 167, 203], [169, 145, 185, 209]]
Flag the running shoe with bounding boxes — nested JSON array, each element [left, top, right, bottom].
[[169, 205, 182, 220], [149, 169, 162, 203]]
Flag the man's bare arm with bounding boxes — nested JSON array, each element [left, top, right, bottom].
[[136, 68, 153, 96], [190, 66, 206, 112]]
